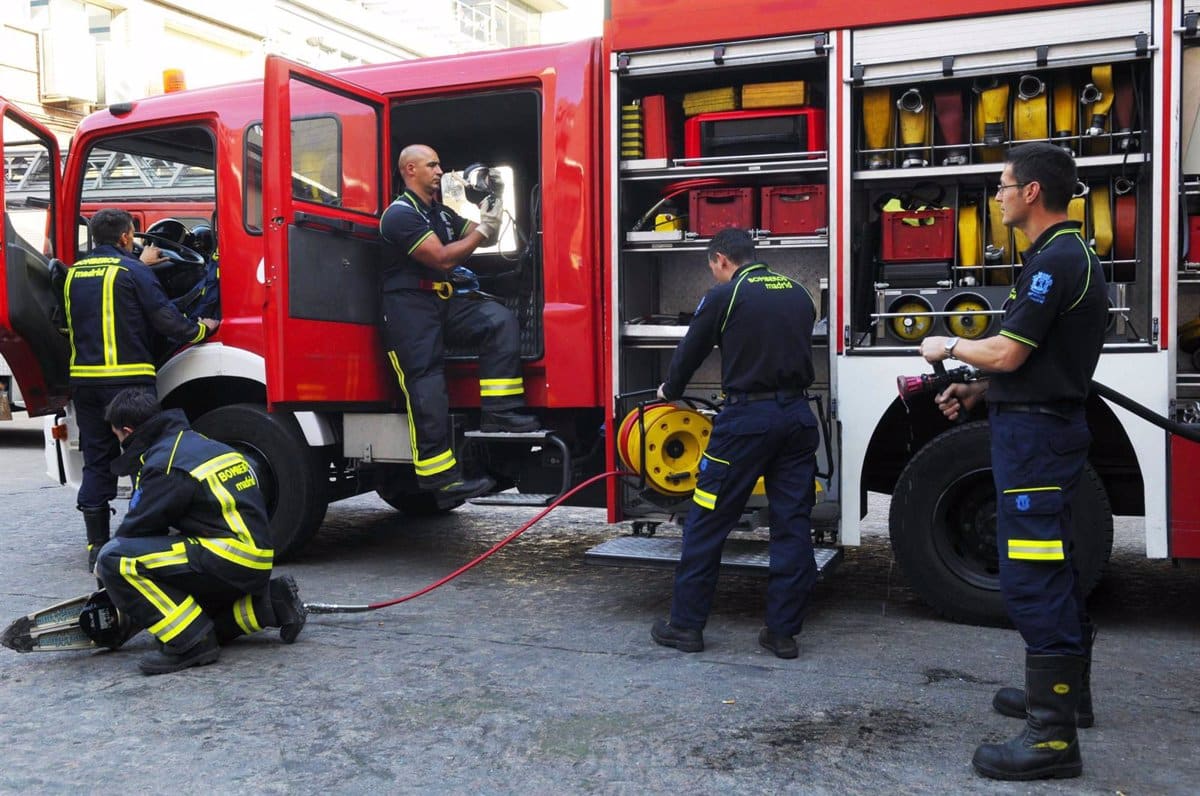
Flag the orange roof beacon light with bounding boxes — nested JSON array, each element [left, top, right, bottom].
[[162, 69, 187, 94]]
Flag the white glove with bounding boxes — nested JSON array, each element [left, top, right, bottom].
[[475, 196, 503, 246]]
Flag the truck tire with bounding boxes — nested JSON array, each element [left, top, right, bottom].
[[889, 420, 1113, 627], [192, 403, 328, 560], [375, 488, 461, 516]]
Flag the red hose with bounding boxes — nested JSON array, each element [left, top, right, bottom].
[[305, 470, 626, 614]]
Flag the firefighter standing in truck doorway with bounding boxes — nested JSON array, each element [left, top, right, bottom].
[[95, 388, 305, 675], [649, 227, 821, 660], [65, 208, 220, 573], [378, 144, 538, 507], [919, 142, 1107, 781]]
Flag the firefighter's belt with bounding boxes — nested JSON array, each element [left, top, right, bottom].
[[418, 279, 455, 299]]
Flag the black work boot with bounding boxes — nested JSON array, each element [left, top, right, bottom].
[[81, 504, 113, 574], [138, 631, 220, 676], [270, 575, 307, 644], [651, 618, 703, 652], [480, 409, 540, 433], [434, 475, 496, 508], [993, 623, 1096, 727], [758, 627, 799, 659], [973, 653, 1085, 781]]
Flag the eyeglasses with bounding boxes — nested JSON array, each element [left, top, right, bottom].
[[995, 182, 1030, 194]]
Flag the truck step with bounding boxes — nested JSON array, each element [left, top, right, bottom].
[[470, 492, 558, 507], [585, 535, 843, 578]]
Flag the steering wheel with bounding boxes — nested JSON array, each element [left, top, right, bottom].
[[132, 231, 206, 272]]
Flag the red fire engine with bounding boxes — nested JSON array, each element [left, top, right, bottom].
[[2, 0, 1198, 625]]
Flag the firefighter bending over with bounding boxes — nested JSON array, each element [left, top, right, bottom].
[[378, 144, 538, 507], [95, 388, 306, 675]]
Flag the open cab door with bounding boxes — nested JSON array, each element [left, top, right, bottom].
[[261, 56, 391, 408], [0, 100, 70, 416]]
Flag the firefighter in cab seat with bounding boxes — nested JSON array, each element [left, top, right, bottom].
[[920, 142, 1108, 782], [65, 208, 220, 573], [650, 228, 821, 660], [95, 389, 306, 675], [378, 144, 538, 506]]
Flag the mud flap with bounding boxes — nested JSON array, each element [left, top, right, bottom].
[[1, 590, 134, 653]]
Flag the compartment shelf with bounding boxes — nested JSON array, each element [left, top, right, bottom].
[[620, 154, 828, 181], [853, 152, 1149, 181], [622, 234, 828, 253]]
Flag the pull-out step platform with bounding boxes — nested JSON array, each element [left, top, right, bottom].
[[471, 492, 557, 507], [585, 534, 843, 578], [464, 429, 572, 508]]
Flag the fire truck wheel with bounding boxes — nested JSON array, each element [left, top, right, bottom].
[[192, 403, 329, 560], [889, 420, 1113, 627]]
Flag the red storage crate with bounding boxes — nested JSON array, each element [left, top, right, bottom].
[[761, 184, 827, 234], [1189, 215, 1200, 263], [689, 187, 756, 236], [880, 208, 955, 263], [684, 108, 826, 160]]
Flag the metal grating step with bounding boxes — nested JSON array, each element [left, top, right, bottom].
[[470, 492, 558, 507], [464, 429, 554, 441], [585, 535, 843, 578]]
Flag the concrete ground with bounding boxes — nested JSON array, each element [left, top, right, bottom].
[[0, 412, 1197, 794]]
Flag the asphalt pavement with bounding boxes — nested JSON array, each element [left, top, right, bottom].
[[0, 413, 1197, 794]]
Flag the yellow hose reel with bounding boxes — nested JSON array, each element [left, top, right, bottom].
[[618, 404, 769, 497]]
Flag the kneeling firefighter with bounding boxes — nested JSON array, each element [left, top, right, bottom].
[[95, 388, 306, 675]]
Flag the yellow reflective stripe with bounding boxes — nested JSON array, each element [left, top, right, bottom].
[[206, 474, 253, 542], [69, 363, 157, 377], [120, 556, 175, 617], [999, 329, 1038, 348], [189, 323, 207, 344], [1008, 538, 1065, 561], [414, 449, 456, 477], [165, 432, 185, 474], [64, 268, 78, 369], [406, 230, 434, 255], [693, 487, 717, 510], [702, 451, 730, 466], [233, 595, 262, 635], [138, 542, 189, 570], [101, 266, 121, 366], [150, 596, 203, 643], [389, 351, 457, 477], [196, 536, 274, 570], [189, 451, 248, 481], [480, 377, 524, 397], [1002, 486, 1061, 494]]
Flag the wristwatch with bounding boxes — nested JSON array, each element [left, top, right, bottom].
[[944, 337, 960, 358]]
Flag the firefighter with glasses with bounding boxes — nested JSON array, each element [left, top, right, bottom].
[[920, 142, 1107, 781]]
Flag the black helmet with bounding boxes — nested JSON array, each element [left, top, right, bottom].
[[186, 224, 215, 257]]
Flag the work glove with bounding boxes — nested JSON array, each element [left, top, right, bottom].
[[475, 195, 503, 247]]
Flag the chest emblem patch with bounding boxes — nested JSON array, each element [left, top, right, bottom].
[[1029, 271, 1053, 304], [1016, 494, 1031, 511]]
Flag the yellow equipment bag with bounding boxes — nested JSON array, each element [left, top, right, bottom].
[[742, 81, 808, 109], [683, 87, 739, 116]]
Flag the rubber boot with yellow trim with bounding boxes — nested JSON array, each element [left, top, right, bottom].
[[993, 623, 1096, 728], [973, 653, 1084, 781], [81, 504, 113, 574]]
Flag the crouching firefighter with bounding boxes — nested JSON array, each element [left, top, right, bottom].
[[95, 388, 306, 675]]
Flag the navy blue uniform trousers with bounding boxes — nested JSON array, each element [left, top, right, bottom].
[[74, 384, 153, 508], [990, 405, 1090, 656], [671, 396, 820, 636]]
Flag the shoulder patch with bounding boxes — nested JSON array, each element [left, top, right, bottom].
[[1029, 271, 1054, 304]]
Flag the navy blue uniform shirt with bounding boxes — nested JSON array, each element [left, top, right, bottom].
[[991, 220, 1108, 404], [662, 262, 817, 399], [378, 190, 472, 290]]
